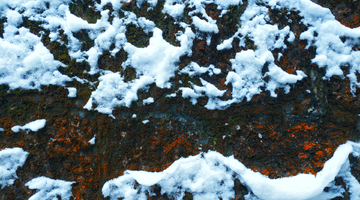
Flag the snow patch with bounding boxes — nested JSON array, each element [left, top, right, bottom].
[[11, 119, 46, 133], [67, 87, 77, 98], [103, 141, 360, 200], [89, 135, 96, 145], [1, 0, 360, 114], [26, 177, 75, 200], [0, 147, 28, 189], [143, 97, 154, 105]]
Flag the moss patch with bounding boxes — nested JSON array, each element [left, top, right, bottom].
[[125, 23, 153, 47], [69, 0, 101, 24]]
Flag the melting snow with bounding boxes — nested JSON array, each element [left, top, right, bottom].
[[67, 87, 77, 98], [89, 135, 96, 145], [2, 0, 360, 199], [11, 119, 46, 133], [1, 0, 359, 114], [0, 147, 28, 189], [143, 97, 154, 105], [103, 141, 360, 200], [26, 176, 75, 200]]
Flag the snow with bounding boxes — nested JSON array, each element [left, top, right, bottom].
[[2, 0, 360, 198], [11, 119, 46, 133], [67, 87, 77, 98], [103, 141, 360, 200], [25, 176, 75, 200], [267, 0, 360, 95], [0, 147, 28, 189], [89, 135, 96, 145], [180, 62, 221, 77], [192, 16, 219, 34], [143, 97, 154, 105], [162, 3, 185, 19], [123, 27, 194, 89], [1, 0, 359, 114], [0, 26, 71, 90]]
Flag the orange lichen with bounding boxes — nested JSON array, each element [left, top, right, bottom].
[[298, 153, 307, 159], [303, 142, 315, 150], [290, 122, 315, 132], [164, 134, 188, 153]]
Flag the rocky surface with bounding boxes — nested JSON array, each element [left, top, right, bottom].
[[1, 0, 360, 199]]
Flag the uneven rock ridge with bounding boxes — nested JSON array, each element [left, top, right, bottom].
[[1, 0, 360, 199]]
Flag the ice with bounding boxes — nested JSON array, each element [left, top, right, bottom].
[[26, 176, 75, 200], [0, 147, 28, 189], [11, 119, 46, 133], [103, 141, 360, 200]]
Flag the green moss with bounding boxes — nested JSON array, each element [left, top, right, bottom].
[[69, 0, 101, 24], [122, 1, 182, 46], [21, 17, 43, 37], [59, 60, 99, 82], [0, 17, 5, 38], [267, 7, 305, 30], [125, 23, 152, 47], [123, 66, 137, 82], [244, 35, 257, 50], [50, 40, 71, 63], [98, 50, 128, 73], [73, 30, 95, 52]]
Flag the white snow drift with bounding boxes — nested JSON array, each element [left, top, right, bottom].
[[0, 147, 28, 189], [103, 141, 360, 200]]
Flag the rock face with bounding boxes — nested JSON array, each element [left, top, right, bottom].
[[1, 0, 360, 199]]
